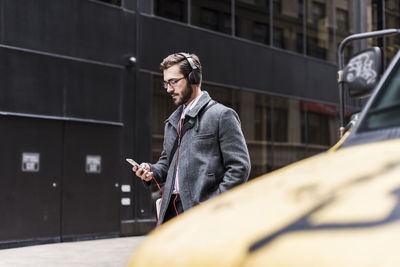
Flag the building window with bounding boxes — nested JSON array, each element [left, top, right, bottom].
[[235, 0, 270, 45], [273, 0, 282, 14], [272, 0, 304, 53], [305, 111, 330, 145], [312, 2, 325, 27], [201, 8, 219, 31], [252, 22, 270, 45], [199, 7, 231, 34], [301, 101, 338, 146], [270, 108, 288, 142], [307, 36, 327, 59], [192, 0, 232, 35], [235, 91, 273, 177], [306, 1, 335, 61], [297, 33, 304, 54], [306, 0, 336, 62], [336, 1, 353, 64], [298, 0, 304, 19], [336, 8, 348, 31], [273, 27, 284, 48], [384, 0, 400, 65], [367, 0, 400, 67], [154, 0, 188, 23], [202, 84, 233, 108], [152, 76, 176, 137]]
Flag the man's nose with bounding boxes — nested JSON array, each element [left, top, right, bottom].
[[166, 84, 174, 93]]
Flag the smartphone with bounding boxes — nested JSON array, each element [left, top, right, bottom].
[[126, 158, 140, 167]]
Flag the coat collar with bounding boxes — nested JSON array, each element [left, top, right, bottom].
[[165, 91, 212, 127]]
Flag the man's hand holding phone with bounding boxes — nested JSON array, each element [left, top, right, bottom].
[[126, 158, 153, 182]]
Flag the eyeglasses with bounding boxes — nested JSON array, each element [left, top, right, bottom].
[[162, 76, 186, 89]]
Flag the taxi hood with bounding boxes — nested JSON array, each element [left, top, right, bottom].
[[129, 138, 400, 266]]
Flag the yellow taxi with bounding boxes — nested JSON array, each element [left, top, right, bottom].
[[128, 29, 400, 266]]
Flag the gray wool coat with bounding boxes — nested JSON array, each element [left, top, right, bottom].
[[148, 91, 250, 224]]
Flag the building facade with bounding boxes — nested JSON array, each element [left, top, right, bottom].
[[0, 0, 398, 246]]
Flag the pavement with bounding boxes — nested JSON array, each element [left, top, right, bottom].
[[0, 236, 146, 267]]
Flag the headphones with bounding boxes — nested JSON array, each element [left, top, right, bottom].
[[177, 52, 201, 85]]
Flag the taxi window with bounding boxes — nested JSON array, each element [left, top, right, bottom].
[[360, 63, 400, 131]]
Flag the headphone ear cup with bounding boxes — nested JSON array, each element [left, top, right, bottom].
[[188, 69, 200, 84]]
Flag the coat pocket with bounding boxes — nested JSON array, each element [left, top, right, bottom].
[[193, 133, 217, 153], [195, 132, 216, 140]]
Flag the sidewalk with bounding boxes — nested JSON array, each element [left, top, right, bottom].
[[0, 236, 146, 267]]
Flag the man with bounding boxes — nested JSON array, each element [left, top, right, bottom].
[[133, 52, 250, 224]]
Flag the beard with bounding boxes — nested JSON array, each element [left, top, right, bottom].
[[173, 83, 193, 106]]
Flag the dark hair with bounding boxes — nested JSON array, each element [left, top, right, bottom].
[[160, 53, 202, 83]]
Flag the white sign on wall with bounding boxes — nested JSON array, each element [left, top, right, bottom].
[[22, 153, 40, 172], [86, 155, 101, 174], [121, 198, 131, 206], [121, 184, 131, 192]]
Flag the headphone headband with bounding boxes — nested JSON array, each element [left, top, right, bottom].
[[178, 52, 198, 70], [177, 52, 200, 85]]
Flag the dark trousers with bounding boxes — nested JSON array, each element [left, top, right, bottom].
[[163, 194, 184, 223]]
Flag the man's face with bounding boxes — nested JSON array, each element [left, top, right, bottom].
[[163, 64, 193, 106]]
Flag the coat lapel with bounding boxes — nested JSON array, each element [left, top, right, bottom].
[[185, 91, 212, 119]]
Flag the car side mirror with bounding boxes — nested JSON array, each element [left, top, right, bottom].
[[343, 47, 382, 98]]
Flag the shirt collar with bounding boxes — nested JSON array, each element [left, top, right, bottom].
[[183, 91, 203, 111]]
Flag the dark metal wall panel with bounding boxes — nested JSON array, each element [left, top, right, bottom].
[[2, 0, 127, 65], [0, 48, 64, 116], [192, 31, 237, 86], [3, 0, 74, 56], [271, 51, 307, 97], [0, 1, 3, 42], [75, 0, 124, 64], [133, 71, 153, 219], [0, 117, 62, 243], [0, 0, 146, 243], [123, 11, 137, 61], [0, 48, 123, 122], [62, 122, 120, 238], [231, 44, 273, 90], [138, 17, 182, 72], [140, 15, 339, 104], [65, 61, 123, 122], [306, 59, 338, 102]]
